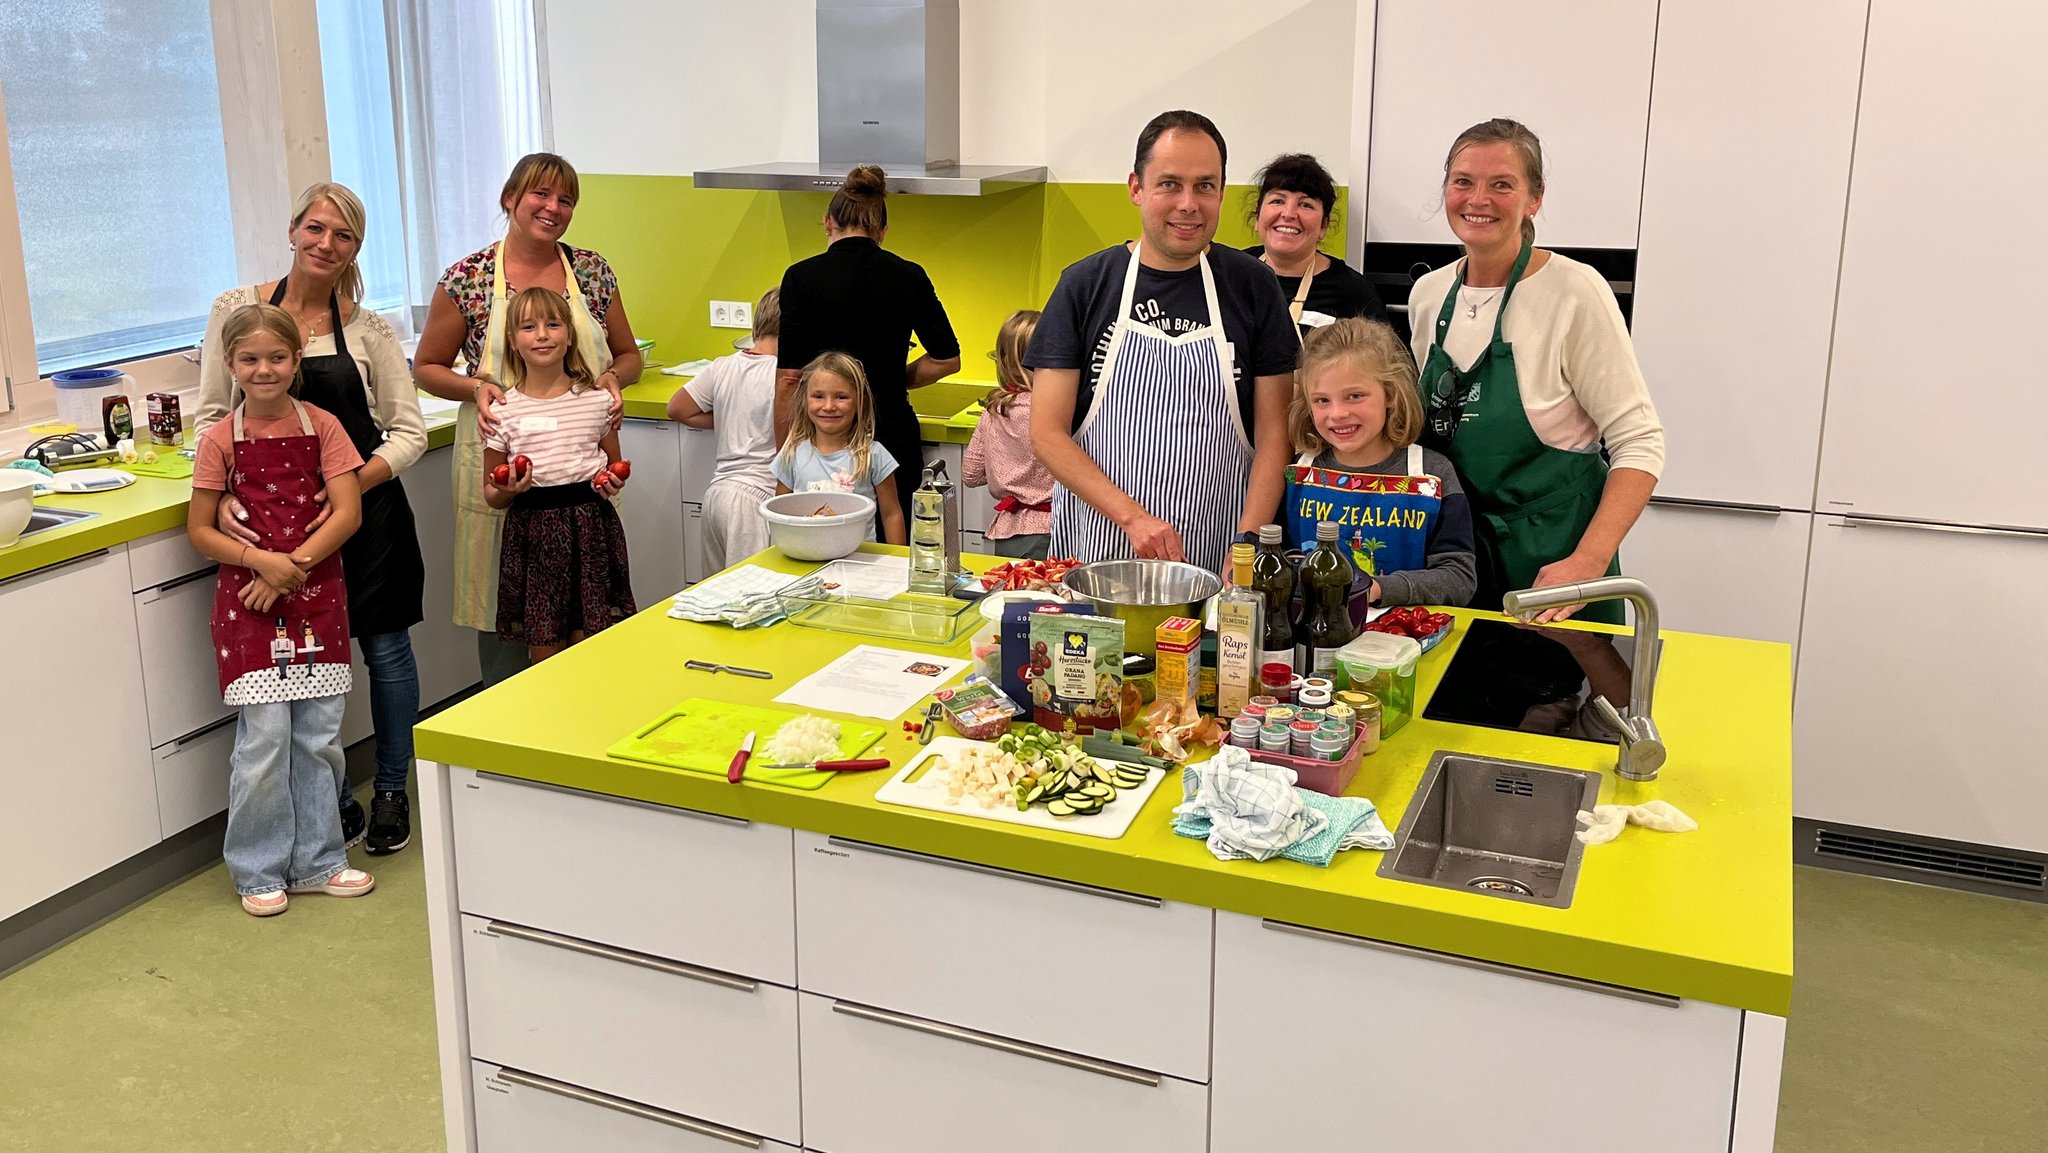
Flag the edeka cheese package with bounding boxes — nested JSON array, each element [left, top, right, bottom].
[[1000, 601, 1095, 708], [1025, 610, 1131, 732]]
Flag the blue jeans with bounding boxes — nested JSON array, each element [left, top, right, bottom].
[[357, 630, 419, 793], [224, 694, 349, 896]]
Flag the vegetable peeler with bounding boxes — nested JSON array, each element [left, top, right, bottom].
[[686, 659, 773, 679]]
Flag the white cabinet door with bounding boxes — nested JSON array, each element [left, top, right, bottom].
[[798, 993, 1208, 1153], [0, 549, 161, 919], [473, 1062, 800, 1153], [681, 502, 706, 586], [151, 714, 238, 837], [406, 445, 481, 711], [618, 419, 687, 610], [1365, 0, 1658, 247], [1795, 518, 2048, 851], [678, 425, 717, 499], [1622, 503, 1812, 648], [1632, 0, 1866, 510], [1210, 913, 1741, 1153], [1819, 1, 2048, 530], [132, 565, 233, 746], [794, 831, 1212, 1081]]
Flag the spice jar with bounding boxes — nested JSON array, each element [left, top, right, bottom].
[[1351, 691, 1383, 755], [1260, 663, 1294, 702], [1228, 714, 1261, 749], [1288, 719, 1319, 758], [1298, 677, 1334, 708]]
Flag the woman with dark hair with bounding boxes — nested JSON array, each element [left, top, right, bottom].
[[774, 164, 962, 524], [414, 152, 641, 686], [1243, 153, 1389, 336]]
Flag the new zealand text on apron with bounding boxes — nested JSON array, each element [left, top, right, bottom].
[[1283, 444, 1442, 580], [450, 242, 612, 630], [265, 279, 424, 637], [1049, 242, 1253, 574], [1416, 241, 1621, 624], [210, 401, 354, 704]]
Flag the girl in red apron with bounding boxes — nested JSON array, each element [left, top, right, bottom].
[[186, 305, 374, 916], [1282, 319, 1478, 625], [482, 288, 636, 663]]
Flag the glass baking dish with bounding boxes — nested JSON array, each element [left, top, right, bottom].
[[778, 558, 981, 645]]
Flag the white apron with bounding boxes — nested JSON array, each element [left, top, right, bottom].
[[450, 241, 613, 630], [1049, 242, 1254, 574]]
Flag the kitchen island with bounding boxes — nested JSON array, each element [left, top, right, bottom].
[[414, 545, 1792, 1153]]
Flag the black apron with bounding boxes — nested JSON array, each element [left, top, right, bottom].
[[269, 279, 426, 637]]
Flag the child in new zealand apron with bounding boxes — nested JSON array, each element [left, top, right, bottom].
[[1284, 444, 1442, 623], [1416, 241, 1622, 624], [450, 242, 613, 631]]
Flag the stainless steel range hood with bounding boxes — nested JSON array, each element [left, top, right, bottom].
[[693, 0, 1045, 197]]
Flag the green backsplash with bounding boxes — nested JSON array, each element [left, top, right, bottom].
[[568, 175, 1346, 378]]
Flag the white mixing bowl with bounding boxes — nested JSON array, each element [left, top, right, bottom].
[[759, 490, 876, 562], [0, 470, 40, 548]]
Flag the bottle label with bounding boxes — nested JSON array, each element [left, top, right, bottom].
[[1295, 644, 1339, 676], [1259, 647, 1295, 675], [1216, 599, 1259, 716]]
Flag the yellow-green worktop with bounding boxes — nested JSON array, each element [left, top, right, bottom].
[[414, 546, 1795, 1016], [620, 376, 990, 444], [0, 415, 459, 582]]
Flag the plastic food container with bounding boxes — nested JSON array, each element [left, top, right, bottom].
[[760, 490, 875, 561], [1335, 632, 1422, 737], [932, 673, 1023, 740], [52, 369, 131, 436]]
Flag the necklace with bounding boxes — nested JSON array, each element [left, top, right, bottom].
[[1458, 285, 1502, 319]]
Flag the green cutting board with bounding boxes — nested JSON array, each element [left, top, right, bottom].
[[606, 697, 885, 790]]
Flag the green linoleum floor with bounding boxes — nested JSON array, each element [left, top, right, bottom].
[[4, 836, 2045, 1153]]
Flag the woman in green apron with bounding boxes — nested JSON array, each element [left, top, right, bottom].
[[415, 153, 642, 685], [1407, 119, 1665, 625]]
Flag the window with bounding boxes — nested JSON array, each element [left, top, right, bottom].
[[318, 0, 409, 320], [0, 0, 239, 372]]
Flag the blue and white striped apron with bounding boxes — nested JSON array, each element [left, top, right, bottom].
[[1050, 243, 1253, 573]]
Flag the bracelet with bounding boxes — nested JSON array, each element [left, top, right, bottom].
[[239, 545, 250, 568]]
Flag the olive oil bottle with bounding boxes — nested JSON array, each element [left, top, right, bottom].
[[1252, 524, 1296, 673], [1294, 521, 1356, 676]]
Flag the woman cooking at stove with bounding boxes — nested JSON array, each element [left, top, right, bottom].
[[1408, 119, 1663, 624], [1243, 152, 1390, 337]]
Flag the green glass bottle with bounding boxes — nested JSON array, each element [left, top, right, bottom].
[[1252, 524, 1296, 673], [1294, 521, 1356, 677]]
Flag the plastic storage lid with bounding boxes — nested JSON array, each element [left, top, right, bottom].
[[1337, 631, 1423, 668], [51, 368, 126, 388]]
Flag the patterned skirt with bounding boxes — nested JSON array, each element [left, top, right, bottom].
[[497, 483, 635, 646]]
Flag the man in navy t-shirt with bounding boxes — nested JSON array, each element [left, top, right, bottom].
[[1025, 110, 1297, 571]]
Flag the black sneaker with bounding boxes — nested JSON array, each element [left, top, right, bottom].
[[366, 789, 411, 856], [340, 793, 367, 849]]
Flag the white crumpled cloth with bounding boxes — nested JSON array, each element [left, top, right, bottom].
[[1575, 800, 1698, 845], [1171, 747, 1328, 861]]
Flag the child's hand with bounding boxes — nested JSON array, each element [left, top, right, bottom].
[[591, 468, 619, 496], [238, 578, 282, 614], [247, 549, 305, 593]]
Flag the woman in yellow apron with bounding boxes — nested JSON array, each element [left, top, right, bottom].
[[415, 153, 642, 683]]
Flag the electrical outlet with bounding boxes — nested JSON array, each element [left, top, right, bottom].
[[730, 302, 753, 330], [709, 300, 751, 329]]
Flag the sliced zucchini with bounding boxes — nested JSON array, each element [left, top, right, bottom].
[[1045, 799, 1076, 817]]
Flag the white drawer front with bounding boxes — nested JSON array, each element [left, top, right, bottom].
[[798, 992, 1206, 1153], [151, 714, 237, 836], [473, 1061, 799, 1153], [461, 914, 801, 1145], [133, 567, 233, 747], [127, 527, 213, 592], [451, 768, 795, 984], [793, 831, 1212, 1081]]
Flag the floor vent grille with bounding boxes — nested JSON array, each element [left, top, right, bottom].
[[1813, 828, 2046, 891]]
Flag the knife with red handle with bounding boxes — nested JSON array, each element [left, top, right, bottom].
[[759, 758, 891, 772], [726, 731, 756, 783]]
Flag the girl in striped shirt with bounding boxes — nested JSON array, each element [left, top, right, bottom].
[[964, 309, 1053, 559], [483, 287, 636, 661]]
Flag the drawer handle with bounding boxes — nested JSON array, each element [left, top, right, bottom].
[[1259, 920, 1680, 1008], [476, 770, 750, 826], [482, 921, 760, 993], [172, 713, 240, 747], [1835, 514, 2048, 542], [1647, 495, 1782, 516], [825, 836, 1163, 908], [141, 566, 221, 598], [830, 1000, 1163, 1087], [0, 548, 110, 588], [491, 1067, 764, 1148]]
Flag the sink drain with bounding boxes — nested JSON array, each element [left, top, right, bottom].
[[1467, 876, 1535, 896]]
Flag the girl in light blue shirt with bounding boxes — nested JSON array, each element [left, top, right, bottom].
[[773, 351, 906, 543]]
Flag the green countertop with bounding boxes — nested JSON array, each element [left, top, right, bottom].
[[415, 546, 1795, 1015], [624, 374, 992, 445], [0, 413, 459, 582]]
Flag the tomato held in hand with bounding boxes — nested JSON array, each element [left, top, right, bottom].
[[512, 454, 533, 479], [608, 459, 632, 481], [489, 464, 512, 486]]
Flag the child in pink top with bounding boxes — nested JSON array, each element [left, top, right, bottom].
[[963, 309, 1053, 559]]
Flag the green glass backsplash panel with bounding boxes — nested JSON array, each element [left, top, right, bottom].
[[567, 175, 1344, 378]]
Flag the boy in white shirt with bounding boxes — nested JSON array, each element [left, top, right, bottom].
[[668, 289, 781, 573]]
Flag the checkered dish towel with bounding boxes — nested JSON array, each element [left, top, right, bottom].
[[1171, 746, 1394, 866]]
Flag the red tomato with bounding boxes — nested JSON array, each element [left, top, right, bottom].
[[489, 464, 512, 486], [609, 459, 632, 481], [512, 454, 533, 478]]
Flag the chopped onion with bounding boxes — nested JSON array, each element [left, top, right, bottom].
[[763, 715, 842, 766]]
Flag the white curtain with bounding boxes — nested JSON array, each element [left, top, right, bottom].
[[382, 0, 546, 333]]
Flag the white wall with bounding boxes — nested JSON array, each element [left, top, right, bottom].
[[542, 0, 1356, 182]]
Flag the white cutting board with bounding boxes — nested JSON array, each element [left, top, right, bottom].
[[875, 736, 1174, 840]]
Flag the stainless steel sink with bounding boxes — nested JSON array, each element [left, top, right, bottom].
[[18, 506, 98, 538], [1378, 751, 1604, 908]]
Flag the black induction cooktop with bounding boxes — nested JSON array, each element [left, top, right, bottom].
[[1423, 618, 1660, 744]]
